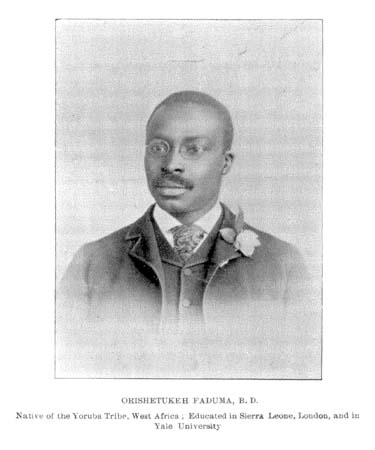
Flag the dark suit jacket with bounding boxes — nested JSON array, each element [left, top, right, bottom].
[[57, 204, 321, 378]]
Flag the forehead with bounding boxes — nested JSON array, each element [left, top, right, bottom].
[[147, 103, 224, 141]]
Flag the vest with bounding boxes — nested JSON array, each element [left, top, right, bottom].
[[151, 214, 223, 333]]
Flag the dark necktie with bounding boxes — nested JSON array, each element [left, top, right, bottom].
[[170, 224, 205, 262]]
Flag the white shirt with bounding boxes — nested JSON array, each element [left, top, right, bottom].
[[153, 202, 223, 253]]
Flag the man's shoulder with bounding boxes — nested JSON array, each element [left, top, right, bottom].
[[240, 222, 303, 272], [77, 210, 149, 262], [246, 223, 298, 254], [220, 204, 297, 257]]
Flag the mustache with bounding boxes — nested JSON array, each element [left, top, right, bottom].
[[152, 172, 194, 190]]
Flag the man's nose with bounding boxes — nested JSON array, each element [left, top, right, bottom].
[[162, 146, 185, 172]]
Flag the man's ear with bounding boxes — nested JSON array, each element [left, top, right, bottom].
[[222, 152, 234, 175]]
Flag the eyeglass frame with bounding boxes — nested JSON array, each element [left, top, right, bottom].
[[145, 138, 213, 161]]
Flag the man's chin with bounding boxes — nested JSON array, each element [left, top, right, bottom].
[[154, 196, 189, 215]]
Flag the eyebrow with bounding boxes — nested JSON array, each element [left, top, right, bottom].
[[183, 136, 211, 142], [151, 134, 211, 142]]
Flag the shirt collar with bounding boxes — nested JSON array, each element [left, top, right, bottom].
[[153, 202, 222, 236]]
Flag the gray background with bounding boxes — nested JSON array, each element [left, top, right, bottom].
[[56, 20, 322, 282]]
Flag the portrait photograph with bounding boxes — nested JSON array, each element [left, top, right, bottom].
[[55, 19, 322, 379]]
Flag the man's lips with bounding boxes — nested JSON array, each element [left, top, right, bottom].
[[154, 182, 190, 197], [154, 182, 186, 188]]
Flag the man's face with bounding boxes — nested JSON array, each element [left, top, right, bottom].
[[145, 103, 233, 222]]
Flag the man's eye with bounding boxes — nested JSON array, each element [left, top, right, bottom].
[[149, 142, 169, 154], [184, 145, 204, 155]]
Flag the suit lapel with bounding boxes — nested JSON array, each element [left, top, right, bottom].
[[206, 204, 242, 284], [125, 206, 165, 289]]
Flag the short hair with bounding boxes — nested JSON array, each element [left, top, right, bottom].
[[146, 91, 234, 151]]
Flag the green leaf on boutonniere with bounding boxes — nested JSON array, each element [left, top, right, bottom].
[[234, 206, 244, 234]]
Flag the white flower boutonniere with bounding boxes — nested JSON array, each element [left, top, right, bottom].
[[220, 207, 261, 258]]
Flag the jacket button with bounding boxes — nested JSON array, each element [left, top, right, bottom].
[[183, 268, 192, 276], [181, 298, 191, 307]]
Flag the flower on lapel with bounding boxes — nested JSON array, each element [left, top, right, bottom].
[[233, 230, 261, 257], [220, 207, 260, 258]]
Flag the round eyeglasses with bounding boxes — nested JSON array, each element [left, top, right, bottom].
[[145, 139, 210, 160]]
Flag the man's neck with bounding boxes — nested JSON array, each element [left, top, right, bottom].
[[166, 200, 219, 225], [153, 201, 223, 251]]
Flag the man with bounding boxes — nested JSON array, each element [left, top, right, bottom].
[[57, 91, 320, 378]]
